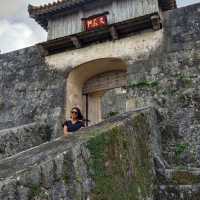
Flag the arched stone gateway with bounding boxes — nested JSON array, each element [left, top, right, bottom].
[[65, 57, 128, 125], [45, 28, 163, 125]]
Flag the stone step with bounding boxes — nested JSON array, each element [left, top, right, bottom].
[[0, 122, 51, 160], [156, 166, 200, 185], [0, 109, 144, 180], [0, 131, 81, 181], [164, 168, 200, 185], [155, 168, 200, 200], [156, 184, 200, 200]]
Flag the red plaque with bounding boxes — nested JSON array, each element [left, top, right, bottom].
[[85, 15, 108, 31]]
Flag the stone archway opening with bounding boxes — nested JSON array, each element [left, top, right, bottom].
[[65, 58, 128, 125]]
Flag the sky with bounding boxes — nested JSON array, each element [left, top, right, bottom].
[[0, 0, 200, 53]]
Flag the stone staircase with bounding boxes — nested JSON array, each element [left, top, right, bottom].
[[0, 107, 199, 200], [157, 145, 200, 199], [155, 112, 200, 200], [153, 116, 200, 200], [0, 122, 51, 160], [0, 107, 159, 200], [155, 168, 200, 199], [0, 126, 87, 199]]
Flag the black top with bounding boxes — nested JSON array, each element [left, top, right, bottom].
[[63, 120, 85, 132]]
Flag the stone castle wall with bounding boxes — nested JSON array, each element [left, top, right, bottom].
[[0, 3, 200, 164], [128, 3, 200, 167], [0, 47, 66, 137], [0, 3, 200, 200]]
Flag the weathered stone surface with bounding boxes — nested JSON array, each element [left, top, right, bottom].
[[101, 88, 127, 119], [164, 3, 200, 52], [155, 184, 200, 200], [0, 108, 160, 200], [128, 3, 200, 168], [0, 122, 51, 159], [0, 46, 65, 136]]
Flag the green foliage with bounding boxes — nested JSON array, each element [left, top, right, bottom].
[[128, 80, 159, 89], [63, 174, 70, 185], [0, 104, 4, 110], [31, 185, 41, 197], [178, 93, 192, 107], [176, 74, 193, 87], [30, 185, 49, 199], [175, 143, 189, 158], [106, 111, 119, 118], [176, 165, 189, 170], [176, 74, 196, 80]]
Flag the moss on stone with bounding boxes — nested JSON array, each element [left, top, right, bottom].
[[175, 74, 194, 89], [175, 143, 189, 158], [128, 80, 159, 89], [63, 174, 70, 185], [62, 151, 74, 186], [30, 185, 48, 199], [106, 111, 119, 119], [30, 185, 41, 198], [86, 113, 154, 200]]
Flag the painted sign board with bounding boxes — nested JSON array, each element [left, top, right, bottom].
[[84, 15, 108, 31]]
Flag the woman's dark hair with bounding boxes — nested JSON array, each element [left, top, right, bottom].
[[71, 107, 84, 121]]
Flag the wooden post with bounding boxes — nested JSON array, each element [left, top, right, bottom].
[[151, 15, 161, 31], [37, 44, 49, 56], [86, 94, 89, 127], [109, 26, 119, 40], [70, 36, 82, 48]]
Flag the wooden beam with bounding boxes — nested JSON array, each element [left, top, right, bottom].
[[38, 13, 161, 55], [36, 44, 49, 56], [109, 26, 119, 40], [83, 71, 127, 94], [70, 36, 82, 48], [151, 15, 161, 31]]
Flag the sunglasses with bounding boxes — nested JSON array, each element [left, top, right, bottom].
[[71, 110, 78, 114]]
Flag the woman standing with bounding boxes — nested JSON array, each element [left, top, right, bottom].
[[63, 107, 85, 137]]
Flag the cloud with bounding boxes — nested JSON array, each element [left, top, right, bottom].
[[0, 20, 40, 53], [177, 0, 200, 7], [0, 0, 53, 17], [28, 0, 54, 5], [0, 0, 24, 17], [0, 0, 50, 53]]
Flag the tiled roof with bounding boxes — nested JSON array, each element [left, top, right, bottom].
[[28, 0, 90, 16], [28, 0, 177, 30], [28, 0, 93, 30], [30, 0, 66, 11]]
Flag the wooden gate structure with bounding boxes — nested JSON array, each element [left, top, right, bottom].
[[83, 70, 127, 125]]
